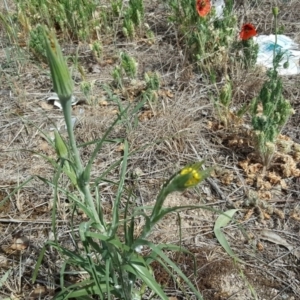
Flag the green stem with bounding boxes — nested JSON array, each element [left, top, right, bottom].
[[273, 13, 277, 66], [139, 184, 172, 240], [61, 98, 83, 172], [60, 97, 104, 231]]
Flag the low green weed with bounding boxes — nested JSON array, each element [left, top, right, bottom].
[[112, 52, 138, 87], [250, 8, 294, 167], [80, 80, 97, 106], [90, 40, 103, 62], [123, 0, 145, 39], [239, 38, 259, 69], [214, 78, 233, 127], [29, 24, 47, 60], [142, 71, 161, 103]]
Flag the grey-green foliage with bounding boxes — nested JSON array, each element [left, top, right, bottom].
[[120, 52, 137, 78], [239, 39, 259, 69], [251, 71, 292, 142], [29, 24, 47, 59], [144, 71, 160, 91], [127, 0, 144, 26], [122, 0, 144, 38], [251, 51, 294, 165]]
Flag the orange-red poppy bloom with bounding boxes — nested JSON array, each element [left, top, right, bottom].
[[239, 23, 257, 40], [196, 0, 211, 17]]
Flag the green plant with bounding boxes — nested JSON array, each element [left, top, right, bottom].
[[0, 4, 18, 45], [123, 18, 136, 39], [0, 2, 31, 67], [235, 23, 259, 69], [239, 38, 259, 69], [111, 0, 122, 17], [16, 0, 99, 40], [112, 65, 123, 87], [32, 28, 212, 299], [120, 52, 138, 78], [29, 24, 47, 60], [113, 52, 138, 87], [90, 40, 103, 62], [166, 0, 236, 76], [213, 77, 250, 128], [122, 0, 144, 39], [213, 77, 239, 127], [142, 71, 161, 103], [80, 80, 97, 106], [250, 7, 294, 167]]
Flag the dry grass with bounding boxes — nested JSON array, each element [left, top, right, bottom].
[[1, 0, 300, 299]]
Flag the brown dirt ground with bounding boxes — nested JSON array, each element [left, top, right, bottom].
[[0, 0, 300, 299]]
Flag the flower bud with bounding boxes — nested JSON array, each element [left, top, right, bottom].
[[44, 28, 74, 102], [272, 7, 279, 17], [54, 130, 68, 159], [170, 162, 212, 191]]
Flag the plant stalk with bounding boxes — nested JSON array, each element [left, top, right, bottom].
[[60, 97, 104, 230]]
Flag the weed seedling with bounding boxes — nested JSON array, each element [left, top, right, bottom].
[[80, 80, 97, 106], [113, 52, 138, 87], [214, 78, 233, 127], [123, 0, 144, 39], [90, 40, 103, 62], [142, 71, 160, 103]]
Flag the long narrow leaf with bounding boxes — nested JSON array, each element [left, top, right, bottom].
[[52, 159, 64, 242], [214, 209, 243, 262], [79, 222, 104, 296], [32, 245, 47, 283], [123, 261, 168, 300], [83, 104, 131, 182], [36, 176, 94, 220], [54, 279, 111, 300], [105, 259, 111, 300], [0, 269, 11, 288], [110, 139, 129, 235], [59, 260, 68, 292], [135, 240, 203, 299]]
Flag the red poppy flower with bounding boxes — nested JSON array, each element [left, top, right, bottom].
[[240, 23, 257, 40], [196, 0, 211, 17]]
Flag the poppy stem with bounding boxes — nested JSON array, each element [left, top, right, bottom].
[[273, 9, 278, 66]]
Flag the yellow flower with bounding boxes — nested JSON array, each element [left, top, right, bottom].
[[180, 167, 201, 187], [168, 162, 212, 192], [149, 161, 212, 227]]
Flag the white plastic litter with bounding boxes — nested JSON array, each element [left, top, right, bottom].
[[212, 0, 225, 18], [47, 93, 78, 109], [255, 35, 300, 75]]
